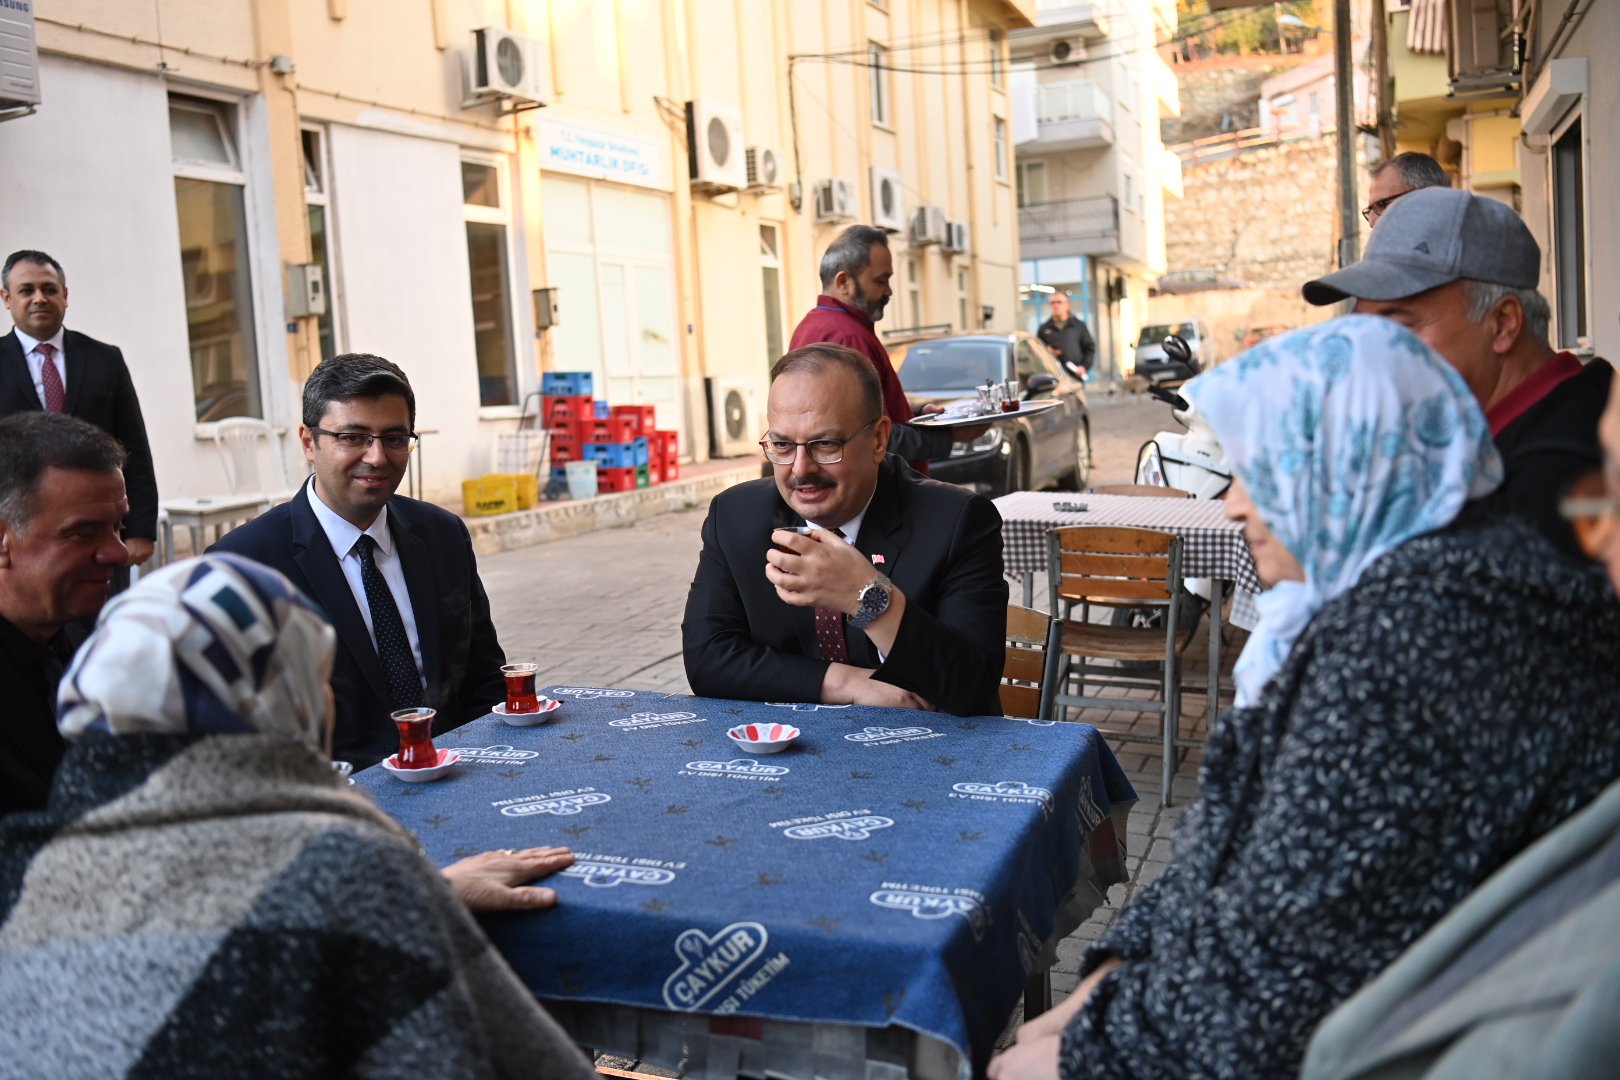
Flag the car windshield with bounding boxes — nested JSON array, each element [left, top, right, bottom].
[[896, 340, 1007, 393], [1138, 323, 1197, 346]]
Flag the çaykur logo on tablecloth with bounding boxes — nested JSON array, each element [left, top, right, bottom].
[[492, 786, 612, 818], [661, 921, 792, 1013], [1075, 775, 1106, 833], [564, 850, 686, 889], [770, 808, 896, 841], [679, 758, 791, 782], [950, 780, 1054, 814], [444, 744, 540, 764], [610, 711, 707, 731], [869, 883, 991, 941], [843, 725, 944, 746], [549, 687, 636, 699], [765, 702, 851, 712]]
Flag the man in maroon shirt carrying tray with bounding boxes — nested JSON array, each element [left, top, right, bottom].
[[1304, 188, 1612, 557], [790, 225, 986, 473]]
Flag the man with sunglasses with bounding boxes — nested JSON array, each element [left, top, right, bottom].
[[213, 353, 506, 767], [683, 343, 1007, 715]]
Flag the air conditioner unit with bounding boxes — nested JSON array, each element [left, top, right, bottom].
[[910, 206, 948, 247], [813, 178, 858, 223], [745, 145, 782, 192], [467, 27, 550, 106], [1050, 39, 1083, 65], [943, 220, 970, 256], [0, 2, 41, 116], [707, 376, 762, 458], [870, 166, 906, 233], [687, 100, 747, 192]]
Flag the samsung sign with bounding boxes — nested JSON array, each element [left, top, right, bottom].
[[0, 0, 41, 112]]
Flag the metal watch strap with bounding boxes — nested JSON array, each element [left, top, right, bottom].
[[849, 571, 893, 630]]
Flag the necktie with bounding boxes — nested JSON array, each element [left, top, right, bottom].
[[38, 344, 65, 413], [354, 535, 422, 709], [814, 529, 850, 664]]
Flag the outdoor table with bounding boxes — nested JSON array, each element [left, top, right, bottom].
[[356, 685, 1137, 1079], [993, 491, 1262, 707]]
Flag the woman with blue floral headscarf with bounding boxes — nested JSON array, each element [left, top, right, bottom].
[[0, 554, 595, 1079], [990, 317, 1620, 1080]]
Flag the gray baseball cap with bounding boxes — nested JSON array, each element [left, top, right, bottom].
[[1302, 188, 1540, 305]]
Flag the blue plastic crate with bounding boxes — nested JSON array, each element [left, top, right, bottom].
[[583, 439, 648, 470], [549, 465, 571, 484], [594, 400, 611, 419], [541, 371, 595, 397]]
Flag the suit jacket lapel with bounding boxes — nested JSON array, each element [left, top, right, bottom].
[[60, 330, 88, 416], [289, 484, 391, 708], [0, 332, 43, 412], [848, 463, 908, 666], [389, 501, 443, 700]]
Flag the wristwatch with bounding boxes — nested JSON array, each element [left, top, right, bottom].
[[849, 572, 893, 630]]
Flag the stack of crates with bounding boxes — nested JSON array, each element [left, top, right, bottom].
[[542, 371, 595, 491], [649, 429, 680, 483], [536, 373, 679, 496]]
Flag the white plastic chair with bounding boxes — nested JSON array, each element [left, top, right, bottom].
[[212, 418, 297, 505]]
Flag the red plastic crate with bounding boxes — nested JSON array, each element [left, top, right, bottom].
[[549, 430, 580, 464], [544, 395, 595, 426], [647, 459, 663, 484], [662, 460, 680, 481], [650, 429, 679, 459], [611, 404, 658, 435], [596, 466, 639, 493], [583, 416, 638, 443]]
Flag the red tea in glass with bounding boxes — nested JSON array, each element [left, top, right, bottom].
[[391, 707, 438, 768], [502, 662, 540, 713]]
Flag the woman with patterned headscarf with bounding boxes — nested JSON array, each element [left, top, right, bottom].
[[990, 317, 1620, 1080], [0, 554, 595, 1079]]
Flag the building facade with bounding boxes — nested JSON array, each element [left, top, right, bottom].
[[0, 0, 1032, 505], [1009, 0, 1180, 379]]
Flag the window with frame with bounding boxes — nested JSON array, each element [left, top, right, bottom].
[[907, 256, 922, 328], [1016, 160, 1047, 208], [869, 43, 890, 126], [759, 224, 784, 369], [1551, 114, 1587, 348], [993, 117, 1008, 181], [989, 29, 1005, 87], [462, 160, 519, 407], [170, 95, 262, 422], [301, 127, 339, 366]]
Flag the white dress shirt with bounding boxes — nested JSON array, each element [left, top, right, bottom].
[[305, 483, 427, 688], [12, 327, 68, 404]]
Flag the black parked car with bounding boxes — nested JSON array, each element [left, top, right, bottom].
[[893, 332, 1090, 498]]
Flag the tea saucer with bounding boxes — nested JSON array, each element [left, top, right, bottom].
[[494, 698, 562, 727], [726, 722, 800, 754], [380, 749, 460, 782]]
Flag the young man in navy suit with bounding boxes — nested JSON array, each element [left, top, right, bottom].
[[213, 353, 505, 768]]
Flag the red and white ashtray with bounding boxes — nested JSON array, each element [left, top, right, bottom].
[[726, 722, 800, 755], [380, 749, 461, 782], [494, 698, 562, 727]]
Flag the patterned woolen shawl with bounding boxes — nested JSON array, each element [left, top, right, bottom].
[[1183, 315, 1503, 705]]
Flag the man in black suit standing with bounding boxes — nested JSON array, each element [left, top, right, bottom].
[[683, 343, 1007, 716], [1, 251, 158, 575], [213, 353, 506, 768]]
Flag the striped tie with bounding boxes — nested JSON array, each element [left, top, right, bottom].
[[38, 343, 65, 413]]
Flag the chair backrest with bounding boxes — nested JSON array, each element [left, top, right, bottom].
[[1090, 483, 1192, 499], [1046, 526, 1184, 612], [1000, 604, 1053, 719], [213, 418, 290, 495]]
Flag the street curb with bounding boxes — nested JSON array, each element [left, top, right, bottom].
[[463, 462, 759, 557]]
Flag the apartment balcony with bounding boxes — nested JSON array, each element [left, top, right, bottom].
[[1031, 80, 1114, 151], [1032, 0, 1109, 38], [1018, 195, 1120, 260]]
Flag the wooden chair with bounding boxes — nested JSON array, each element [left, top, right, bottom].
[[1089, 483, 1191, 499], [1044, 526, 1189, 806], [1001, 604, 1056, 720]]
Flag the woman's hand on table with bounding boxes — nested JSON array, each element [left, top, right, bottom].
[[442, 846, 575, 912]]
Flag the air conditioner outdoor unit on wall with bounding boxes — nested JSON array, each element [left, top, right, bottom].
[[813, 178, 858, 223], [707, 376, 761, 458], [870, 166, 906, 233], [0, 3, 41, 117], [943, 220, 970, 255], [468, 28, 550, 107], [1050, 39, 1083, 65], [910, 206, 948, 247], [687, 100, 747, 192], [745, 145, 782, 191]]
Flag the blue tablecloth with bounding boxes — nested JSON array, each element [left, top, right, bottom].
[[356, 687, 1136, 1076]]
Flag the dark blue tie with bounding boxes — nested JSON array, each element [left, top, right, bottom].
[[354, 535, 422, 710]]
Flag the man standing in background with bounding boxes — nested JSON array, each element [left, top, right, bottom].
[[1037, 291, 1095, 381]]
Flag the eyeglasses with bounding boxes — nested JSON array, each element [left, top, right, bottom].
[[310, 428, 419, 453], [1361, 190, 1409, 224], [1559, 470, 1619, 561], [759, 419, 879, 465]]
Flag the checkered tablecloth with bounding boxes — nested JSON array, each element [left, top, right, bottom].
[[994, 492, 1262, 622]]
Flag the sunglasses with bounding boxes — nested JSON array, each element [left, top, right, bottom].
[[1559, 470, 1620, 562]]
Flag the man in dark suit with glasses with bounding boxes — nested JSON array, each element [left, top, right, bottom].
[[683, 343, 1007, 716], [213, 353, 506, 768]]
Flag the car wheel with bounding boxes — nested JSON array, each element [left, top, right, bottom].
[[995, 439, 1029, 498], [1057, 422, 1091, 491]]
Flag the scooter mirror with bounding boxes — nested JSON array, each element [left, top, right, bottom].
[[1162, 335, 1192, 364], [1023, 373, 1058, 399]]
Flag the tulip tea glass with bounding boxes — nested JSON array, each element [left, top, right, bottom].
[[502, 662, 540, 714], [391, 707, 438, 769]]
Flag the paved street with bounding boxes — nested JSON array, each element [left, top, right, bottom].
[[482, 389, 1231, 1033]]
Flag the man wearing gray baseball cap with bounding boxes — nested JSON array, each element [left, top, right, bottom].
[[1303, 187, 1612, 556]]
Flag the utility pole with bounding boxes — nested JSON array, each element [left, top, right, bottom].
[[1333, 0, 1360, 269]]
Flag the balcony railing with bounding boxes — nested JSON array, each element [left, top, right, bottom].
[[1037, 79, 1112, 125], [1018, 195, 1119, 246]]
